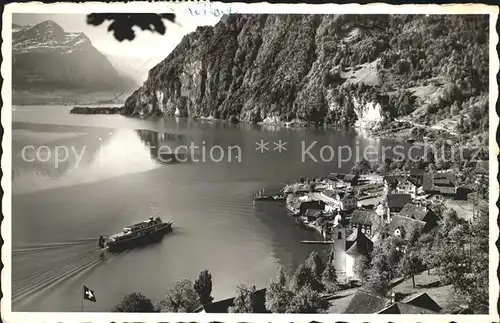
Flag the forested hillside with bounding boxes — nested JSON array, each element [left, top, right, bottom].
[[124, 14, 489, 143]]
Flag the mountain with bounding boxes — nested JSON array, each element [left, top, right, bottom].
[[124, 14, 488, 142], [104, 53, 163, 85], [12, 20, 137, 96]]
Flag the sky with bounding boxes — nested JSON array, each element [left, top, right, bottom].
[[12, 10, 222, 62]]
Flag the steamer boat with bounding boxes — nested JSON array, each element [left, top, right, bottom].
[[100, 216, 172, 252]]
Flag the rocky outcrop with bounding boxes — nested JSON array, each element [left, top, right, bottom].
[[124, 15, 335, 123], [70, 106, 124, 114], [352, 97, 385, 130]]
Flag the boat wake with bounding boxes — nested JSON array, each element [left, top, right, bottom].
[[12, 239, 115, 304]]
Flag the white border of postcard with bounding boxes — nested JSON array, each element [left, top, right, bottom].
[[2, 1, 499, 322]]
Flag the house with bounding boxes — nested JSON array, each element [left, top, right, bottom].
[[386, 194, 412, 221], [298, 200, 325, 216], [399, 203, 439, 229], [345, 290, 441, 314], [388, 214, 427, 238], [335, 191, 358, 211], [310, 191, 338, 213], [422, 172, 457, 196], [194, 288, 268, 313], [333, 225, 373, 280], [349, 209, 381, 237], [317, 190, 357, 212], [396, 177, 422, 197]]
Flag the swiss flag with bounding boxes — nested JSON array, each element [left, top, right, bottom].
[[83, 285, 96, 302]]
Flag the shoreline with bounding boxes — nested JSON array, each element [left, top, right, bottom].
[[65, 106, 485, 149]]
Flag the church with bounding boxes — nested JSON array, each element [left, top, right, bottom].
[[332, 222, 373, 281]]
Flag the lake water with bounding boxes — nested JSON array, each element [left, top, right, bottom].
[[11, 105, 408, 312]]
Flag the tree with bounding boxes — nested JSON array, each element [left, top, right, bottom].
[[418, 230, 438, 274], [86, 13, 176, 41], [156, 279, 201, 313], [366, 237, 402, 295], [321, 250, 339, 293], [305, 251, 326, 282], [398, 246, 424, 288], [265, 267, 294, 313], [440, 208, 462, 234], [194, 270, 213, 305], [228, 284, 264, 313], [353, 254, 371, 284], [287, 285, 328, 313], [112, 292, 156, 312], [291, 263, 323, 293], [351, 157, 372, 175], [456, 204, 488, 313]]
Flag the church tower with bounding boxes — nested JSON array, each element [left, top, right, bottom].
[[332, 223, 346, 278]]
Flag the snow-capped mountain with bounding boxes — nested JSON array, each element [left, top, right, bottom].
[[12, 20, 137, 94], [103, 52, 167, 85]]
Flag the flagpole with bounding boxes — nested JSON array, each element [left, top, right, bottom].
[[81, 287, 84, 312]]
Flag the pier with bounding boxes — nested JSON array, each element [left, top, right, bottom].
[[300, 240, 335, 244]]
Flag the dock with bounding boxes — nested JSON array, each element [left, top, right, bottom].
[[300, 240, 335, 244], [253, 188, 285, 202]]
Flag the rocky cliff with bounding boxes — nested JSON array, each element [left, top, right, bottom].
[[124, 14, 488, 130]]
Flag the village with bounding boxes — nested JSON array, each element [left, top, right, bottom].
[[267, 160, 488, 282], [232, 157, 489, 314]]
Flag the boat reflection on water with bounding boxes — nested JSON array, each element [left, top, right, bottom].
[[135, 129, 192, 165]]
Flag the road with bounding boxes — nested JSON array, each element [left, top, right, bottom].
[[394, 118, 458, 137]]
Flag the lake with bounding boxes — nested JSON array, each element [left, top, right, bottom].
[[11, 105, 409, 312]]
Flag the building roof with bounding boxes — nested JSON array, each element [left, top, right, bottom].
[[474, 160, 489, 175], [350, 209, 379, 226], [399, 203, 430, 221], [405, 176, 422, 187], [312, 191, 337, 205], [345, 290, 441, 314], [388, 215, 427, 236], [423, 172, 457, 189], [346, 230, 359, 241], [403, 292, 442, 313], [194, 288, 267, 313], [304, 209, 321, 218], [344, 174, 359, 182], [377, 302, 438, 314], [328, 172, 359, 182], [299, 200, 325, 210], [344, 289, 389, 314], [345, 227, 373, 256], [194, 297, 235, 313], [386, 194, 412, 209]]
